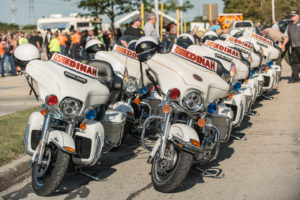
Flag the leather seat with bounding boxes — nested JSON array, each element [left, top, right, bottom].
[[87, 60, 123, 103]]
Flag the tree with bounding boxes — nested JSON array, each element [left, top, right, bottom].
[[71, 0, 194, 35], [223, 0, 300, 23], [71, 0, 145, 35]]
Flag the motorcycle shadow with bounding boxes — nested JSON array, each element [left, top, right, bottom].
[[54, 134, 142, 197], [175, 137, 236, 193], [2, 135, 142, 199]]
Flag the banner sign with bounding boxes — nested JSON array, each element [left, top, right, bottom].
[[50, 53, 98, 79], [171, 45, 217, 72]]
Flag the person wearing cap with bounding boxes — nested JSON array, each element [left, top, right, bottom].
[[282, 10, 300, 83], [123, 16, 145, 38], [144, 14, 158, 42]]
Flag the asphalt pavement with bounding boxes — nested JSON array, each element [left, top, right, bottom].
[[0, 75, 40, 117], [0, 59, 299, 200]]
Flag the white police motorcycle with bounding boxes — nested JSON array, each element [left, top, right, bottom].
[[14, 44, 127, 196], [187, 32, 251, 127], [122, 37, 232, 192], [230, 29, 282, 92]]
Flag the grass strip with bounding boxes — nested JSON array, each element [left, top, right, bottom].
[[0, 106, 41, 166]]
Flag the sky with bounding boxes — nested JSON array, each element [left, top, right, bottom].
[[0, 0, 224, 25]]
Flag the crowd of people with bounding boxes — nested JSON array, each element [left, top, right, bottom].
[[0, 10, 299, 82]]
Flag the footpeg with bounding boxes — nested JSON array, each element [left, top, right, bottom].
[[262, 95, 273, 100], [195, 167, 224, 178], [231, 134, 241, 140]]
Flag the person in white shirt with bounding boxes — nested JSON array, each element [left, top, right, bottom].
[[144, 14, 158, 42], [271, 20, 280, 31]]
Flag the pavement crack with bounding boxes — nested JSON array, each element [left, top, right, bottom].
[[126, 183, 152, 200]]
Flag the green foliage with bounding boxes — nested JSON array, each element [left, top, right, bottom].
[[0, 106, 40, 166], [22, 24, 37, 30], [0, 22, 19, 32], [223, 0, 300, 23]]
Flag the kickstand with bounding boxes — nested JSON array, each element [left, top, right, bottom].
[[195, 167, 223, 178], [78, 170, 105, 181], [248, 111, 256, 116], [231, 134, 241, 140], [262, 95, 273, 100]]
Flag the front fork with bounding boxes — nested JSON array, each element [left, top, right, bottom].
[[159, 108, 172, 159], [36, 113, 52, 164]]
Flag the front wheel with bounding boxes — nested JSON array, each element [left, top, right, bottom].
[[151, 142, 193, 193], [32, 145, 70, 196]]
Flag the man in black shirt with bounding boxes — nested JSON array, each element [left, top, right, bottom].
[[28, 31, 41, 51], [123, 16, 145, 38], [282, 10, 300, 83]]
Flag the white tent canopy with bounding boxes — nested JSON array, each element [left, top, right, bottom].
[[114, 10, 176, 28]]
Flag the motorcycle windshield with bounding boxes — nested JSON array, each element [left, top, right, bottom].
[[188, 44, 250, 81], [148, 51, 230, 105], [222, 37, 261, 69], [26, 57, 110, 114]]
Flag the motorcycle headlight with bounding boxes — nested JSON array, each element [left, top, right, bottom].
[[182, 90, 204, 112], [60, 98, 82, 116], [124, 78, 138, 93]]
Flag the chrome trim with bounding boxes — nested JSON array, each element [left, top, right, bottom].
[[141, 115, 165, 151], [160, 109, 172, 159], [37, 113, 51, 164], [90, 132, 101, 166]]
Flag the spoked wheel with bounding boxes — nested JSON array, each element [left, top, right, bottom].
[[32, 144, 70, 196], [151, 142, 193, 193]]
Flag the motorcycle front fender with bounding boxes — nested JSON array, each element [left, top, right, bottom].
[[147, 124, 199, 163], [47, 130, 75, 154], [169, 123, 200, 143]]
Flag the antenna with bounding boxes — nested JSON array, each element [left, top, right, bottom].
[[28, 0, 35, 24], [12, 0, 16, 24]]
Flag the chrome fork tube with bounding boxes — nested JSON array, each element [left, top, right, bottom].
[[159, 108, 172, 158], [37, 113, 52, 164], [66, 119, 75, 136]]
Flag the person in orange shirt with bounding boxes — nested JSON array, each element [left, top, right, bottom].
[[0, 36, 5, 77], [70, 29, 81, 60], [57, 31, 68, 55]]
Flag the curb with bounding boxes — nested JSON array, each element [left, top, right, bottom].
[[0, 155, 31, 192]]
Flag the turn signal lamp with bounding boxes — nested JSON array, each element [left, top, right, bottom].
[[207, 103, 217, 114], [169, 88, 180, 100], [80, 123, 86, 130], [245, 79, 248, 83], [127, 112, 134, 117], [190, 139, 200, 147], [264, 67, 268, 72], [233, 82, 241, 91], [64, 146, 75, 153], [40, 108, 47, 116], [197, 118, 206, 127], [46, 95, 58, 106], [227, 93, 233, 99], [85, 109, 96, 120], [134, 98, 141, 105], [162, 105, 171, 113]]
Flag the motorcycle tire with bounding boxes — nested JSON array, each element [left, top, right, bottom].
[[151, 143, 193, 193], [32, 146, 70, 196]]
